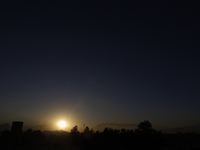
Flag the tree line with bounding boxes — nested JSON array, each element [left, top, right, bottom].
[[1, 120, 200, 150]]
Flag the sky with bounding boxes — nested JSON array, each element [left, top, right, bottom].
[[0, 1, 200, 130]]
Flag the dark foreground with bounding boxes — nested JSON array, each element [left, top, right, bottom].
[[1, 121, 200, 150]]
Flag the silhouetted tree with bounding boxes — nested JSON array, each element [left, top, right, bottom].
[[83, 126, 94, 139], [32, 130, 46, 147], [21, 128, 33, 147], [69, 126, 81, 147], [136, 120, 164, 150], [21, 129, 46, 148], [81, 126, 95, 149], [137, 120, 152, 132], [5, 122, 199, 150], [70, 125, 78, 135], [48, 130, 68, 147]]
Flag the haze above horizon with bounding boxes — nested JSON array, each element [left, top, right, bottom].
[[0, 1, 200, 130]]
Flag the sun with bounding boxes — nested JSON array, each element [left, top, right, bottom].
[[58, 121, 67, 128]]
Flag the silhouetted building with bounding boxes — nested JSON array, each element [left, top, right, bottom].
[[9, 121, 23, 149]]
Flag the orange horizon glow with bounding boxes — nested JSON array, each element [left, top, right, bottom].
[[58, 121, 67, 128]]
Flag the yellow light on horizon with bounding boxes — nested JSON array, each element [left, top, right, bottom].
[[58, 121, 67, 128]]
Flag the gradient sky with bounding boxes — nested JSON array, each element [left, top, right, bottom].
[[0, 1, 200, 130]]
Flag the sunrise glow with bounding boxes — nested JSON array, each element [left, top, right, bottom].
[[58, 121, 67, 128]]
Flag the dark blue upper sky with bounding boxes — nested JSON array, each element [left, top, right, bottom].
[[0, 1, 200, 129]]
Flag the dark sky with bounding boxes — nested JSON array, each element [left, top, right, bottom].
[[0, 1, 200, 129]]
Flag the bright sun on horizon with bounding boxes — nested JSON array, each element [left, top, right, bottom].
[[58, 121, 67, 128]]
